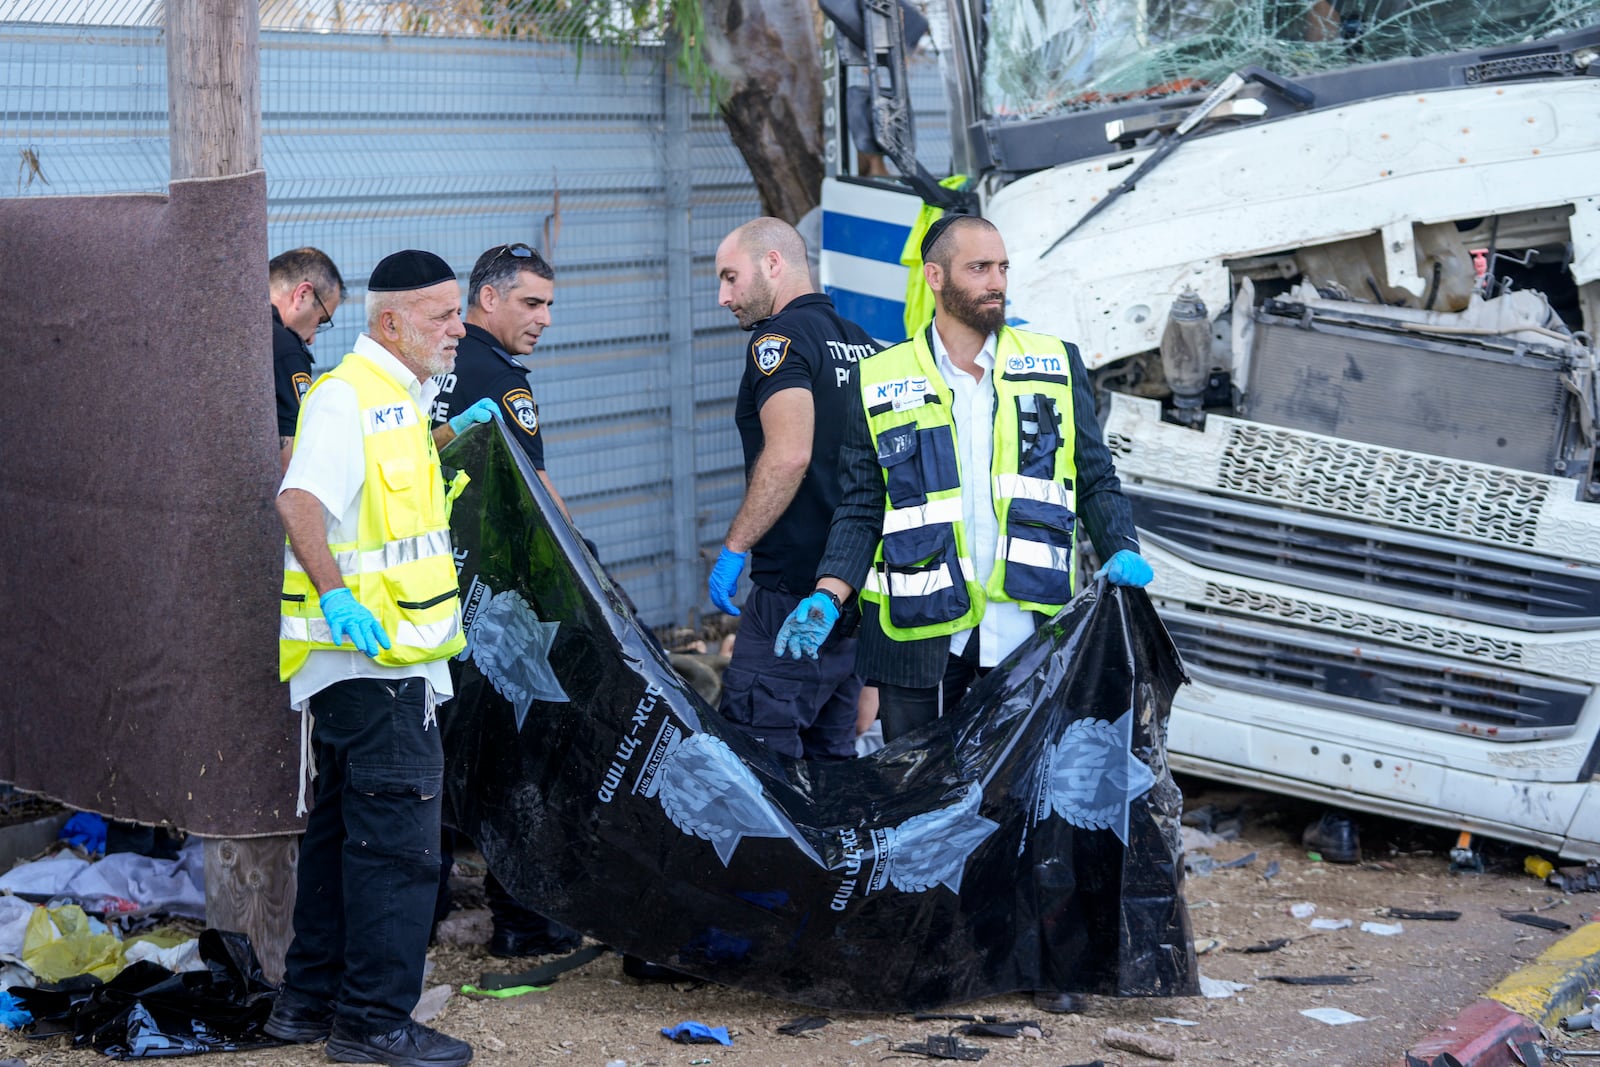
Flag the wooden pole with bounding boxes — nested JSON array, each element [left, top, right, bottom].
[[166, 0, 292, 984], [166, 0, 262, 181]]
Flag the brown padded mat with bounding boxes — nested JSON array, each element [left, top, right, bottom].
[[0, 171, 300, 835]]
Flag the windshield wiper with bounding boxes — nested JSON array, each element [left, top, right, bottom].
[[1039, 66, 1314, 259]]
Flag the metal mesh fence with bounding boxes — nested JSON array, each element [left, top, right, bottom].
[[1, 0, 951, 625]]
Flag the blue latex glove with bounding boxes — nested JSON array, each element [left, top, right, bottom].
[[1096, 549, 1154, 587], [660, 1021, 732, 1046], [448, 396, 498, 436], [773, 591, 841, 660], [708, 545, 749, 615], [319, 587, 392, 658]]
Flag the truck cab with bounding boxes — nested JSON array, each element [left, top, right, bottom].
[[820, 0, 1600, 859]]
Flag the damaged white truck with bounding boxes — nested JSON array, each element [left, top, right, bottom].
[[818, 0, 1600, 859]]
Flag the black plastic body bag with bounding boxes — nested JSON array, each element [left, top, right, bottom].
[[440, 420, 1196, 1011]]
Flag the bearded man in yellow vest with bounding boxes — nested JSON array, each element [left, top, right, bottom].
[[268, 249, 494, 1067]]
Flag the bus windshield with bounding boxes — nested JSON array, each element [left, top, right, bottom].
[[983, 0, 1600, 119]]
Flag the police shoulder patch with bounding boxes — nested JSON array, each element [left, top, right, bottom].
[[503, 388, 540, 436], [753, 334, 791, 376], [291, 371, 312, 403]]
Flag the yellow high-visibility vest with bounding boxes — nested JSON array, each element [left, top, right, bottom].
[[858, 324, 1079, 641], [279, 353, 468, 680]]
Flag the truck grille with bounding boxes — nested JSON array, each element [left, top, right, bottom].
[[1162, 609, 1589, 742], [1128, 485, 1600, 632]]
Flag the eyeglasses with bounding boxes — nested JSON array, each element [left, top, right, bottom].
[[312, 289, 335, 334]]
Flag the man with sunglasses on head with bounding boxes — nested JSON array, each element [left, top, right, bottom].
[[270, 247, 345, 470], [429, 242, 572, 520], [426, 241, 585, 961]]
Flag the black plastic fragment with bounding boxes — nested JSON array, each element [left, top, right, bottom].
[[954, 1020, 1040, 1038], [1384, 908, 1460, 921], [894, 1034, 988, 1060], [1235, 938, 1290, 954], [776, 1015, 831, 1036], [913, 1013, 1002, 1023], [1265, 974, 1375, 985], [1502, 913, 1571, 931]]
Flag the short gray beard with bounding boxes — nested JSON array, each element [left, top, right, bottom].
[[397, 315, 453, 377]]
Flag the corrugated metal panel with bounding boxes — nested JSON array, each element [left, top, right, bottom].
[[1, 24, 951, 625]]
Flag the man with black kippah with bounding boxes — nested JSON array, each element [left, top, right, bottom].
[[269, 248, 485, 1067]]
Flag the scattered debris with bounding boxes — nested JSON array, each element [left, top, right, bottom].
[[1262, 861, 1282, 881], [954, 1020, 1041, 1039], [776, 1015, 830, 1036], [1193, 937, 1224, 955], [1310, 918, 1352, 930], [849, 1032, 889, 1046], [1234, 938, 1290, 954], [1218, 851, 1258, 869], [1199, 975, 1251, 999], [1361, 921, 1404, 936], [1527, 856, 1556, 880], [1549, 865, 1600, 894], [893, 1034, 988, 1060], [1266, 974, 1376, 986], [1502, 913, 1571, 932], [660, 1021, 732, 1046], [1152, 1017, 1200, 1026], [460, 982, 549, 998], [411, 983, 452, 1023], [914, 1012, 1001, 1023], [1383, 908, 1460, 921], [1103, 1027, 1180, 1060], [1300, 1007, 1368, 1025], [1290, 902, 1317, 919]]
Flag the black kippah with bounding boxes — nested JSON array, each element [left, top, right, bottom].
[[919, 211, 972, 262], [368, 249, 455, 292]]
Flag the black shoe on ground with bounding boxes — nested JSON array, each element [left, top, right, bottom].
[[622, 953, 696, 982], [1033, 991, 1087, 1014], [263, 988, 334, 1043], [1302, 811, 1361, 864], [487, 928, 583, 959], [325, 1019, 472, 1067]]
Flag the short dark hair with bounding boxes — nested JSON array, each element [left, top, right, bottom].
[[468, 244, 555, 308], [924, 215, 998, 272], [268, 247, 346, 299]]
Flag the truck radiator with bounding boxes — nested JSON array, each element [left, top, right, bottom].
[[1242, 302, 1577, 475]]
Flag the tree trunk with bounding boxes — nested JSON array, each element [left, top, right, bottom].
[[701, 0, 823, 223]]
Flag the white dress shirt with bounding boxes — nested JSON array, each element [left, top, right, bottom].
[[279, 334, 454, 709], [929, 326, 1039, 667]]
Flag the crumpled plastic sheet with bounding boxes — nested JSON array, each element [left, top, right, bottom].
[[0, 840, 203, 919], [23, 905, 124, 983], [7, 929, 277, 1058], [439, 422, 1198, 1011]]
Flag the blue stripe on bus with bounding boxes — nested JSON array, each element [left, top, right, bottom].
[[822, 211, 913, 265], [827, 287, 908, 344]]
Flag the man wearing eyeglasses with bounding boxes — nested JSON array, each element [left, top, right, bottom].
[[429, 242, 572, 520], [270, 247, 346, 470]]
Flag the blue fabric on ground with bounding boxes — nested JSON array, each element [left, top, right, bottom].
[[0, 989, 33, 1028], [59, 812, 107, 854], [661, 1020, 732, 1045]]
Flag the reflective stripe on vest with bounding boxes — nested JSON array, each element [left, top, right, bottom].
[[858, 324, 1080, 642], [279, 352, 468, 680]]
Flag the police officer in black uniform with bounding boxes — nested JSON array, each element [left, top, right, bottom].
[[427, 242, 583, 959], [708, 217, 879, 760], [430, 243, 573, 521], [269, 247, 345, 469]]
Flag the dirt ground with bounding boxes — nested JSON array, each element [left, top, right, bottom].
[[5, 781, 1598, 1067]]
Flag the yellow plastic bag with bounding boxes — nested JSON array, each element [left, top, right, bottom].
[[21, 904, 125, 983]]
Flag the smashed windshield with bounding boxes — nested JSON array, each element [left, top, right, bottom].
[[983, 0, 1600, 118]]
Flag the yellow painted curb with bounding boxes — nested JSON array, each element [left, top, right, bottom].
[[1485, 921, 1600, 1028]]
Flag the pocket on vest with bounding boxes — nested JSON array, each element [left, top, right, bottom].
[[881, 524, 970, 630], [1002, 499, 1076, 604]]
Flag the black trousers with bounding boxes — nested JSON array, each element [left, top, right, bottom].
[[282, 677, 442, 1034], [872, 635, 989, 743]]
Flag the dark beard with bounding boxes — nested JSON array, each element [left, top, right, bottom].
[[942, 282, 1006, 335]]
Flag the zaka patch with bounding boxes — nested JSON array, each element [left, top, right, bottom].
[[503, 388, 539, 436], [754, 334, 791, 375], [363, 402, 417, 435]]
